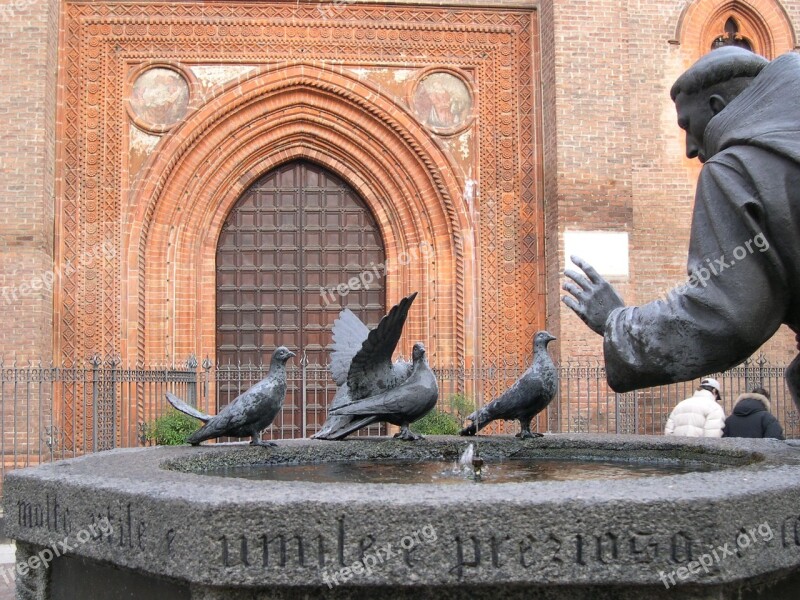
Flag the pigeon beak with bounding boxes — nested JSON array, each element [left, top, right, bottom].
[[287, 351, 296, 359]]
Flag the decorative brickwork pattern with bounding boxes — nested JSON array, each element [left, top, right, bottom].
[[56, 2, 545, 389]]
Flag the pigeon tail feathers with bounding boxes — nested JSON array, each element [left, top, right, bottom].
[[326, 415, 380, 440], [460, 398, 506, 435], [166, 392, 211, 423]]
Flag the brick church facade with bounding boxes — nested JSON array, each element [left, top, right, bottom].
[[2, 1, 799, 423]]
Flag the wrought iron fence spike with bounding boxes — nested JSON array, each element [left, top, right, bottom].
[[0, 354, 798, 476]]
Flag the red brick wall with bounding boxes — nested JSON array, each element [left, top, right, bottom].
[[542, 0, 634, 363], [0, 0, 59, 362], [544, 0, 799, 370], [1, 0, 798, 375]]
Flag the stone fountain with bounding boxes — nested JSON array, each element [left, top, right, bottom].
[[4, 434, 800, 599]]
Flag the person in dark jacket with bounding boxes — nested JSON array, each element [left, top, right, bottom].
[[723, 387, 784, 440]]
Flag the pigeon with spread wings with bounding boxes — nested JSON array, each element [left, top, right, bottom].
[[313, 292, 421, 440], [330, 342, 438, 441]]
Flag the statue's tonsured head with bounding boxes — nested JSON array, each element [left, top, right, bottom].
[[670, 47, 768, 163]]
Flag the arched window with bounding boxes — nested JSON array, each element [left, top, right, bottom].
[[711, 17, 753, 51], [675, 0, 796, 60]]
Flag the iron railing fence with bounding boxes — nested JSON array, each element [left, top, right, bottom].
[[0, 353, 796, 492]]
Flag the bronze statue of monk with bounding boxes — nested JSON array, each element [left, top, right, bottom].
[[563, 47, 800, 409]]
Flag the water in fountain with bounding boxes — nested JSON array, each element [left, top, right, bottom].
[[450, 442, 485, 481], [207, 458, 720, 484]]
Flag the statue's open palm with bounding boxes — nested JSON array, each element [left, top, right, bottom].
[[562, 256, 625, 335]]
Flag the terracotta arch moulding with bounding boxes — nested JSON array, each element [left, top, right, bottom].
[[124, 62, 475, 369], [58, 2, 542, 378], [674, 0, 797, 60]]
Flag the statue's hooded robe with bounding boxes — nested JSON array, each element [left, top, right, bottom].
[[603, 52, 800, 396]]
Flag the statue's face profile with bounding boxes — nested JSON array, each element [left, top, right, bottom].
[[674, 90, 718, 163]]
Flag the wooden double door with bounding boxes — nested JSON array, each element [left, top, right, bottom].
[[215, 161, 386, 437]]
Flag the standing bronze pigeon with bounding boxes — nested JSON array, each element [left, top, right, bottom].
[[329, 342, 438, 440], [166, 346, 295, 446], [313, 293, 428, 440], [460, 331, 557, 439]]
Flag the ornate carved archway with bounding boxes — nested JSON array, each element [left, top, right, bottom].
[[57, 3, 543, 381], [124, 62, 473, 367]]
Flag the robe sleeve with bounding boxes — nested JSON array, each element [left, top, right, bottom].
[[603, 155, 790, 392]]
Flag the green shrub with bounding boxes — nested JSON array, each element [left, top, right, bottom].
[[411, 393, 479, 436], [145, 410, 198, 446], [412, 410, 461, 436], [447, 393, 476, 420]]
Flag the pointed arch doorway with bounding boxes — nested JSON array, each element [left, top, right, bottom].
[[215, 160, 387, 438]]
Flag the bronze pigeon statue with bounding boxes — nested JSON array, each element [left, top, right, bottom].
[[313, 293, 419, 440], [460, 331, 557, 439], [329, 342, 438, 441], [166, 346, 295, 446]]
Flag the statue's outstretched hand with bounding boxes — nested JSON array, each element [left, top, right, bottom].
[[561, 255, 625, 335]]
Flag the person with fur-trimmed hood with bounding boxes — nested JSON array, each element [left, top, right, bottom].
[[723, 387, 785, 440], [664, 377, 726, 438]]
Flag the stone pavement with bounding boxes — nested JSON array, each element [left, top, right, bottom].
[[0, 543, 14, 600]]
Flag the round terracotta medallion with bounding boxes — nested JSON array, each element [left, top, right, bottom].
[[128, 67, 190, 133], [411, 70, 473, 134]]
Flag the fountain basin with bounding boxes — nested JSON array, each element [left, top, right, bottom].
[[202, 456, 721, 484], [4, 434, 800, 599]]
